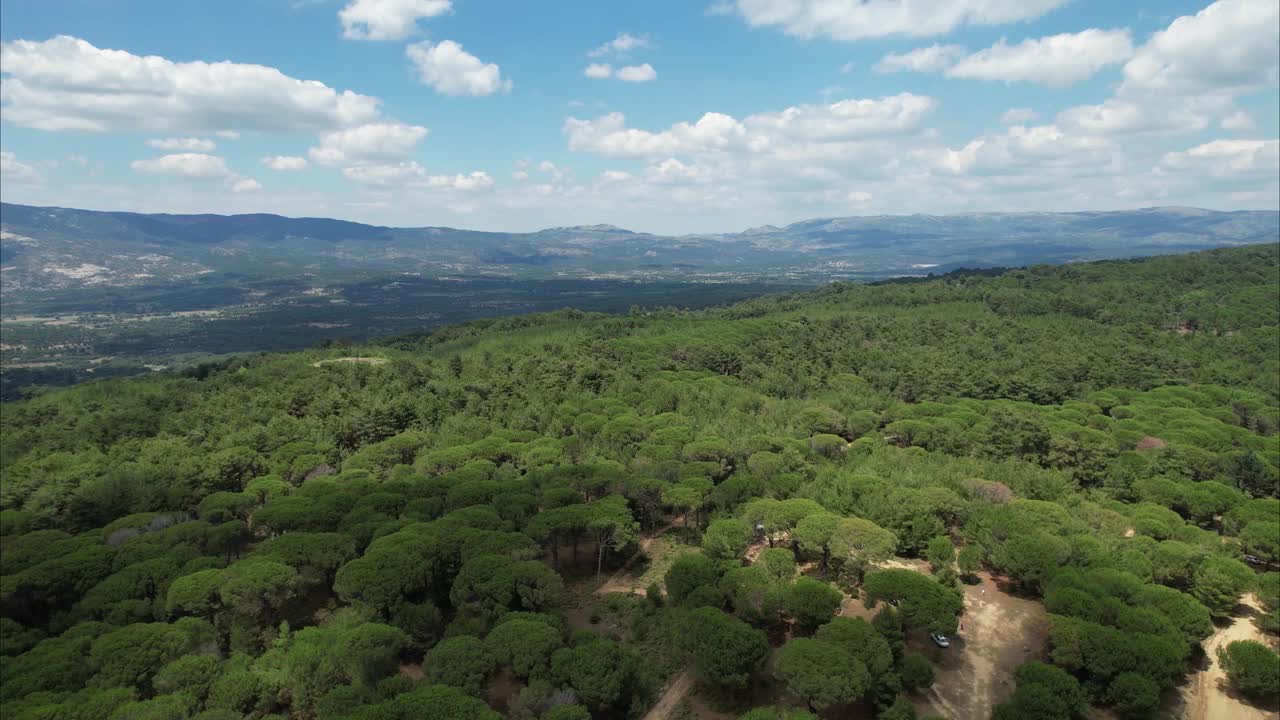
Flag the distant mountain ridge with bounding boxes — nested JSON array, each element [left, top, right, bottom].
[[2, 202, 1276, 294]]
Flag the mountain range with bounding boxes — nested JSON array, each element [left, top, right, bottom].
[[3, 203, 1277, 295]]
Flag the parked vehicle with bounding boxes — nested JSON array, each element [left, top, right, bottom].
[[931, 633, 951, 648]]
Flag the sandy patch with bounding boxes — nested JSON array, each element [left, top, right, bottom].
[[1177, 594, 1278, 720], [912, 572, 1051, 720], [311, 356, 389, 367]]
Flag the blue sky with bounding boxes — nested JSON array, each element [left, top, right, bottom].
[[1, 0, 1276, 234]]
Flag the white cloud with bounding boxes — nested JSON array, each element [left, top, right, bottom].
[[1159, 139, 1279, 179], [1059, 0, 1279, 135], [0, 36, 382, 132], [1221, 110, 1254, 131], [947, 29, 1133, 86], [308, 122, 428, 166], [0, 151, 39, 182], [406, 40, 511, 96], [339, 0, 452, 40], [131, 153, 231, 178], [644, 158, 717, 185], [147, 137, 217, 152], [1121, 0, 1278, 96], [847, 190, 872, 203], [230, 178, 262, 193], [261, 156, 310, 171], [722, 0, 1070, 41], [538, 161, 565, 181], [915, 124, 1118, 176], [215, 130, 241, 140], [601, 170, 633, 182], [875, 45, 965, 73], [839, 61, 856, 74], [1000, 108, 1038, 124], [585, 63, 658, 83], [1057, 98, 1213, 135], [566, 93, 934, 159], [342, 161, 426, 185], [589, 33, 651, 58], [421, 171, 495, 191], [876, 30, 1132, 87], [617, 64, 658, 83], [339, 161, 492, 190], [512, 170, 529, 181]]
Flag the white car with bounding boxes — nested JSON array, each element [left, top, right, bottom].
[[930, 633, 951, 648]]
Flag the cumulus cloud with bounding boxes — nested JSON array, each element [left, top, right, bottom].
[[1000, 108, 1039, 124], [230, 178, 262, 193], [720, 0, 1070, 41], [1221, 111, 1254, 131], [422, 171, 495, 190], [341, 162, 493, 190], [874, 45, 965, 73], [601, 170, 633, 182], [339, 0, 452, 40], [406, 40, 511, 96], [0, 36, 381, 132], [584, 63, 657, 83], [1059, 0, 1279, 134], [1121, 0, 1277, 95], [1159, 139, 1279, 179], [565, 93, 934, 159], [147, 137, 217, 152], [1057, 99, 1213, 135], [915, 124, 1118, 176], [261, 156, 310, 171], [131, 153, 231, 178], [0, 151, 39, 182], [947, 29, 1133, 86], [589, 33, 651, 58], [847, 190, 872, 204], [342, 161, 427, 185], [308, 122, 428, 166], [875, 30, 1132, 87], [538, 161, 566, 181], [215, 130, 241, 140], [616, 64, 658, 83]]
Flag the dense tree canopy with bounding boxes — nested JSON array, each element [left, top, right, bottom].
[[2, 245, 1278, 719]]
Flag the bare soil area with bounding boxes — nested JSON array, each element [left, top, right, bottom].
[[642, 671, 696, 720], [1175, 594, 1279, 720], [310, 356, 388, 367], [595, 517, 690, 597], [911, 571, 1051, 720]]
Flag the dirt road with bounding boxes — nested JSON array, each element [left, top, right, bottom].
[[1180, 594, 1276, 720], [642, 671, 695, 720], [594, 517, 686, 596]]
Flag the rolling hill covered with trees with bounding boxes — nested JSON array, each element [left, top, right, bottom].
[[1, 244, 1278, 720]]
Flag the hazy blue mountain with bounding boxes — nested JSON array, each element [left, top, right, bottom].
[[2, 202, 1276, 294]]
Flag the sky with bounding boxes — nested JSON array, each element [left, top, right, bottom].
[[0, 0, 1277, 235]]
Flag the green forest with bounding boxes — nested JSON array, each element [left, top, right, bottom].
[[1, 244, 1278, 720]]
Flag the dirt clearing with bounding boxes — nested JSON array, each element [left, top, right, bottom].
[[311, 356, 388, 367], [595, 518, 692, 597], [911, 572, 1050, 720], [1177, 594, 1278, 720]]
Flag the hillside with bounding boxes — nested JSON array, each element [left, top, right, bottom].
[[5, 203, 1276, 398], [1, 245, 1278, 720], [3, 203, 1276, 292]]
